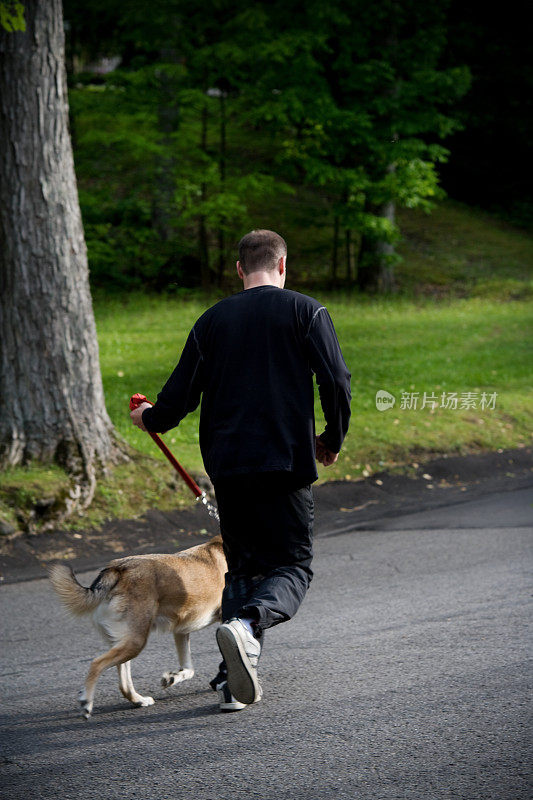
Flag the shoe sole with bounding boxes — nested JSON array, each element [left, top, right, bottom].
[[216, 625, 260, 705], [219, 701, 247, 712]]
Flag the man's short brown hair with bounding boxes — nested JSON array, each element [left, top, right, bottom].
[[238, 229, 287, 274]]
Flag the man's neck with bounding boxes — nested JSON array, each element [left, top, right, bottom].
[[242, 271, 281, 290]]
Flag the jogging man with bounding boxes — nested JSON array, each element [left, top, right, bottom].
[[130, 229, 351, 711]]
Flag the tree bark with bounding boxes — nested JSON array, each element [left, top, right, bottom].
[[152, 64, 179, 246], [331, 214, 339, 285], [345, 228, 352, 283], [0, 0, 117, 506], [357, 9, 399, 294], [217, 91, 227, 285], [356, 197, 397, 293], [199, 100, 210, 289]]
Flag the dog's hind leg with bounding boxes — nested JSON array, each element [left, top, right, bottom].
[[79, 638, 147, 719], [161, 632, 195, 688], [117, 660, 156, 708]]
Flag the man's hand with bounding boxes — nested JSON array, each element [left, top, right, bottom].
[[315, 435, 339, 467], [130, 402, 152, 431]]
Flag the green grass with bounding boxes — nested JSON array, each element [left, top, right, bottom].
[[97, 291, 532, 486], [396, 201, 533, 296], [0, 464, 71, 530], [262, 196, 533, 296], [0, 454, 192, 534]]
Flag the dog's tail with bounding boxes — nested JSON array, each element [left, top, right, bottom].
[[48, 564, 119, 615]]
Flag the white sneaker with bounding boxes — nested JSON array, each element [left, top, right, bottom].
[[216, 618, 262, 705]]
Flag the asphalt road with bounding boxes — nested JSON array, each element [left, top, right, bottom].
[[1, 487, 532, 800]]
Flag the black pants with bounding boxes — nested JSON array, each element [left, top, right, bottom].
[[210, 472, 314, 686]]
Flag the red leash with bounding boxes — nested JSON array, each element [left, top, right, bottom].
[[129, 393, 219, 521]]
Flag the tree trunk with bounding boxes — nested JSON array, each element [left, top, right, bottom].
[[345, 228, 352, 283], [199, 100, 210, 289], [331, 214, 339, 285], [357, 201, 396, 294], [356, 198, 397, 293], [0, 0, 117, 506], [152, 64, 179, 245], [217, 91, 227, 285], [357, 11, 399, 295]]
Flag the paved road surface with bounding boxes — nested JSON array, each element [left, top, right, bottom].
[[1, 488, 532, 799]]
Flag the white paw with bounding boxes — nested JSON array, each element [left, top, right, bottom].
[[135, 695, 155, 707], [78, 689, 93, 719], [161, 669, 194, 688]]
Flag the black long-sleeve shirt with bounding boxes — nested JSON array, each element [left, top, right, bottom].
[[142, 286, 351, 485]]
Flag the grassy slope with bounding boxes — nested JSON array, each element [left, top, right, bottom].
[[1, 201, 531, 533], [397, 202, 533, 295], [98, 291, 532, 485]]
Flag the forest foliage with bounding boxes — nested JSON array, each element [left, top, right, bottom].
[[64, 0, 471, 292]]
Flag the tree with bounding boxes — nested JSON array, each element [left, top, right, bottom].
[[63, 0, 290, 290], [60, 0, 470, 291], [343, 0, 470, 292], [0, 0, 118, 509], [243, 0, 469, 291]]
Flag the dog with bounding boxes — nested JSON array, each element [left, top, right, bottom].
[[48, 535, 226, 719]]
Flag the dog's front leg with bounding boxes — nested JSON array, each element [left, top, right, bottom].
[[161, 632, 195, 688]]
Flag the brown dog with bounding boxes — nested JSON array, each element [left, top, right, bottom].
[[48, 535, 226, 718]]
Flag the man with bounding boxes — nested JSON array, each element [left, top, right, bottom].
[[130, 229, 351, 711]]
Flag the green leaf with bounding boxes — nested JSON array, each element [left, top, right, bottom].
[[0, 0, 25, 32]]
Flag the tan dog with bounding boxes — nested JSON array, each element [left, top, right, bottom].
[[48, 535, 226, 719]]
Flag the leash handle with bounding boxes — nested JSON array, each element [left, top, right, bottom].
[[129, 393, 203, 499]]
